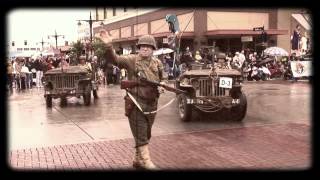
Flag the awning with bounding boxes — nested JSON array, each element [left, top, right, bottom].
[[205, 29, 288, 36], [112, 32, 195, 43], [292, 14, 311, 30], [112, 36, 138, 43], [152, 32, 194, 38]]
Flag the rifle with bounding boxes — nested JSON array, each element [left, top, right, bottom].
[[120, 78, 187, 94]]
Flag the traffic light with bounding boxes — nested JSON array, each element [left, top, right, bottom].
[[24, 40, 27, 45], [12, 41, 15, 46]]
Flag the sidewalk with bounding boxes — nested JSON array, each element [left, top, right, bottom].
[[9, 122, 310, 170]]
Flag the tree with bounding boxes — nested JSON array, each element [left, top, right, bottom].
[[70, 40, 84, 65], [92, 37, 107, 67]]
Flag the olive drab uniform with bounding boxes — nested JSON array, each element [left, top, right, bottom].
[[104, 44, 164, 148]]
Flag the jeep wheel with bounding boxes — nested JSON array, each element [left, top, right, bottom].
[[177, 94, 192, 122], [83, 87, 91, 106], [93, 89, 98, 99], [60, 97, 67, 107], [230, 92, 247, 121], [46, 96, 52, 108]]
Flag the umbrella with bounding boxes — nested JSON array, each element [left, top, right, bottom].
[[153, 48, 174, 56], [263, 46, 289, 56]]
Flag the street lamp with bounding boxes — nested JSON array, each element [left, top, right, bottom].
[[77, 11, 104, 57], [48, 30, 65, 49]]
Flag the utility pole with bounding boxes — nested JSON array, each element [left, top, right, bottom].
[[77, 11, 104, 57], [37, 37, 49, 50], [48, 30, 64, 49]]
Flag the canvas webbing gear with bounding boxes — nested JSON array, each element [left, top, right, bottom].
[[127, 91, 176, 115]]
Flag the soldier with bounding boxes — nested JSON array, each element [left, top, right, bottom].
[[78, 55, 92, 73], [97, 30, 165, 169]]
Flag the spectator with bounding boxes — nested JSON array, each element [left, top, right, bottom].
[[52, 57, 60, 68], [232, 52, 242, 69], [33, 58, 41, 88], [25, 58, 33, 88], [120, 68, 127, 80], [112, 65, 120, 84], [300, 32, 308, 55], [291, 25, 301, 54], [261, 64, 271, 80], [21, 61, 30, 89], [194, 50, 202, 63], [59, 56, 70, 69], [7, 60, 14, 94]]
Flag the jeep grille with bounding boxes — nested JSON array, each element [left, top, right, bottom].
[[199, 79, 212, 96], [48, 74, 80, 89], [197, 79, 226, 97]]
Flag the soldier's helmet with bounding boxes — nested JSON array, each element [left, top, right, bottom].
[[137, 35, 157, 50], [217, 53, 226, 62]]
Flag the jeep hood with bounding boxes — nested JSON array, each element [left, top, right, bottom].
[[182, 69, 241, 76], [45, 66, 88, 75]]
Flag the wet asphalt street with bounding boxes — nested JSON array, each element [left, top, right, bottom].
[[7, 80, 311, 151]]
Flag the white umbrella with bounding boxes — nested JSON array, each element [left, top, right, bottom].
[[153, 48, 174, 56], [263, 46, 289, 56]]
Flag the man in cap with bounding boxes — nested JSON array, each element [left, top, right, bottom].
[[97, 30, 165, 169]]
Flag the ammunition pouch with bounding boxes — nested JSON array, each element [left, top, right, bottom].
[[124, 95, 134, 117]]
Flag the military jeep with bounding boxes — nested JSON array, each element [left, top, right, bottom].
[[175, 60, 247, 122], [42, 66, 98, 107]]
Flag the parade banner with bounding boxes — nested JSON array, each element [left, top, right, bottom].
[[290, 61, 312, 77]]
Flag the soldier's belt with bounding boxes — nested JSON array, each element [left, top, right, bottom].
[[127, 91, 175, 115]]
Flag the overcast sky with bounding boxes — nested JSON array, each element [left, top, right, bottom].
[[7, 8, 94, 47]]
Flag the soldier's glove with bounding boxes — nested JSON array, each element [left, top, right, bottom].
[[158, 81, 166, 94]]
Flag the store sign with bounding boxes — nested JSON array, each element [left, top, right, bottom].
[[241, 36, 253, 42]]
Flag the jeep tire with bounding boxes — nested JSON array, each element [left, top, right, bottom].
[[230, 92, 247, 121], [93, 89, 98, 99], [177, 94, 192, 122], [60, 96, 67, 107], [46, 96, 52, 108], [83, 86, 91, 106]]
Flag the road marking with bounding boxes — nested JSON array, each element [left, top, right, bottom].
[[53, 106, 95, 140]]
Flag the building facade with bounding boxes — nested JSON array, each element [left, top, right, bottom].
[[7, 40, 42, 58], [91, 8, 311, 56]]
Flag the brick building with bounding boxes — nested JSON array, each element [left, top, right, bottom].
[[91, 8, 311, 56]]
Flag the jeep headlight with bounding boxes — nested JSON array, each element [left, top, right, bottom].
[[180, 78, 190, 85]]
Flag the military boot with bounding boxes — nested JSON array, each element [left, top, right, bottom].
[[135, 144, 158, 170], [132, 148, 139, 168]]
